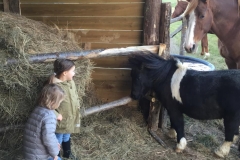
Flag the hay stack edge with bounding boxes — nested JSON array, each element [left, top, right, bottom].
[[0, 12, 94, 158]]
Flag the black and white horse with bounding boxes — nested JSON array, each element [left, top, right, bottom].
[[129, 52, 240, 158]]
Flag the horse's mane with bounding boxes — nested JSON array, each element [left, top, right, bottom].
[[129, 52, 177, 82], [182, 0, 198, 16]]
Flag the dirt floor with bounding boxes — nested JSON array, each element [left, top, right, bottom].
[[67, 105, 240, 160]]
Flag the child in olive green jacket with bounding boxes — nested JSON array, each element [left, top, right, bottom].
[[47, 59, 81, 159]]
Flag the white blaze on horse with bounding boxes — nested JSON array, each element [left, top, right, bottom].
[[129, 52, 240, 158], [182, 0, 240, 69], [172, 0, 210, 59]]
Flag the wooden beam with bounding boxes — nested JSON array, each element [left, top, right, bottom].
[[4, 45, 159, 65], [82, 96, 133, 117]]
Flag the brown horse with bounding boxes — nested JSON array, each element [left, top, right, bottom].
[[183, 0, 240, 69], [172, 0, 210, 58]]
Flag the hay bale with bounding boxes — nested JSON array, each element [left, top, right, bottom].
[[0, 12, 94, 159]]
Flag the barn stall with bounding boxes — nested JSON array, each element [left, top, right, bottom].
[[0, 0, 239, 159]]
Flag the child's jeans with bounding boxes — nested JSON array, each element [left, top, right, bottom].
[[48, 156, 61, 160], [55, 133, 71, 144]]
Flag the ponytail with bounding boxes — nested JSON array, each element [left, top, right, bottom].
[[48, 74, 56, 84], [43, 74, 55, 86]]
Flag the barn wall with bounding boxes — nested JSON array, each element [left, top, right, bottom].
[[19, 0, 142, 106], [0, 0, 3, 11], [20, 0, 144, 49], [91, 56, 137, 106]]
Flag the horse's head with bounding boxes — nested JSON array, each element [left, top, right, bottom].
[[172, 1, 188, 18], [184, 0, 213, 53], [129, 52, 175, 100], [130, 66, 152, 100]]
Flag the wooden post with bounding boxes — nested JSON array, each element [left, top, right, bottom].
[[142, 0, 162, 131], [158, 2, 172, 129], [159, 2, 171, 58], [143, 0, 162, 45], [3, 0, 20, 14], [3, 0, 9, 12], [148, 92, 161, 131]]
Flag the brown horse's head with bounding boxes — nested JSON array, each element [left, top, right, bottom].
[[172, 1, 188, 18], [184, 0, 213, 53]]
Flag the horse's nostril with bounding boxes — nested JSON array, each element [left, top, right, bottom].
[[192, 44, 196, 51], [185, 45, 195, 53], [184, 47, 191, 53]]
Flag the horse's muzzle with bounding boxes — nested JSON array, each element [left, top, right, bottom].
[[184, 44, 196, 53], [130, 93, 141, 100]]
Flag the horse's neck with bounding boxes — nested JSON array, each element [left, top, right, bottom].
[[152, 64, 177, 94], [210, 0, 240, 40]]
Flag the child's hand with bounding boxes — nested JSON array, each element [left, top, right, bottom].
[[57, 114, 62, 121], [58, 143, 61, 150], [54, 156, 58, 160]]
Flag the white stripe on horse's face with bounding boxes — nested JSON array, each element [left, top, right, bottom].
[[171, 60, 187, 103], [185, 11, 196, 50]]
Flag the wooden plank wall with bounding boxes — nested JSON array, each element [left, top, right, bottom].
[[0, 0, 4, 11], [19, 0, 143, 105], [20, 0, 144, 49]]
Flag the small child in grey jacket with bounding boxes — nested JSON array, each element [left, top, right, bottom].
[[23, 84, 65, 160]]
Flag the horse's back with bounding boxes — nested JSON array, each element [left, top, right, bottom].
[[179, 69, 240, 119]]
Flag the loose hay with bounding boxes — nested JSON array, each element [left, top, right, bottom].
[[0, 11, 239, 160], [0, 12, 93, 159]]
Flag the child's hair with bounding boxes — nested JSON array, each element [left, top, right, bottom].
[[54, 59, 75, 76], [38, 84, 65, 110], [46, 59, 75, 84]]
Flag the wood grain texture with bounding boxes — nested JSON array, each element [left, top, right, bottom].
[[91, 56, 129, 68], [89, 43, 142, 49], [93, 80, 131, 91], [143, 0, 162, 45], [0, 4, 4, 11], [91, 68, 131, 81], [21, 0, 144, 4], [21, 4, 144, 17], [75, 30, 142, 44], [27, 17, 143, 30]]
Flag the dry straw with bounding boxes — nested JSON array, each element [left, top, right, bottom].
[[0, 12, 239, 160], [0, 12, 93, 158]]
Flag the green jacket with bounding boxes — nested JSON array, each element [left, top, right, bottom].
[[53, 77, 81, 133]]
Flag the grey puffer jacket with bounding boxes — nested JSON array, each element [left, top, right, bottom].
[[23, 106, 59, 160]]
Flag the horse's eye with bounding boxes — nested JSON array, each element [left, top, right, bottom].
[[199, 15, 204, 19]]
